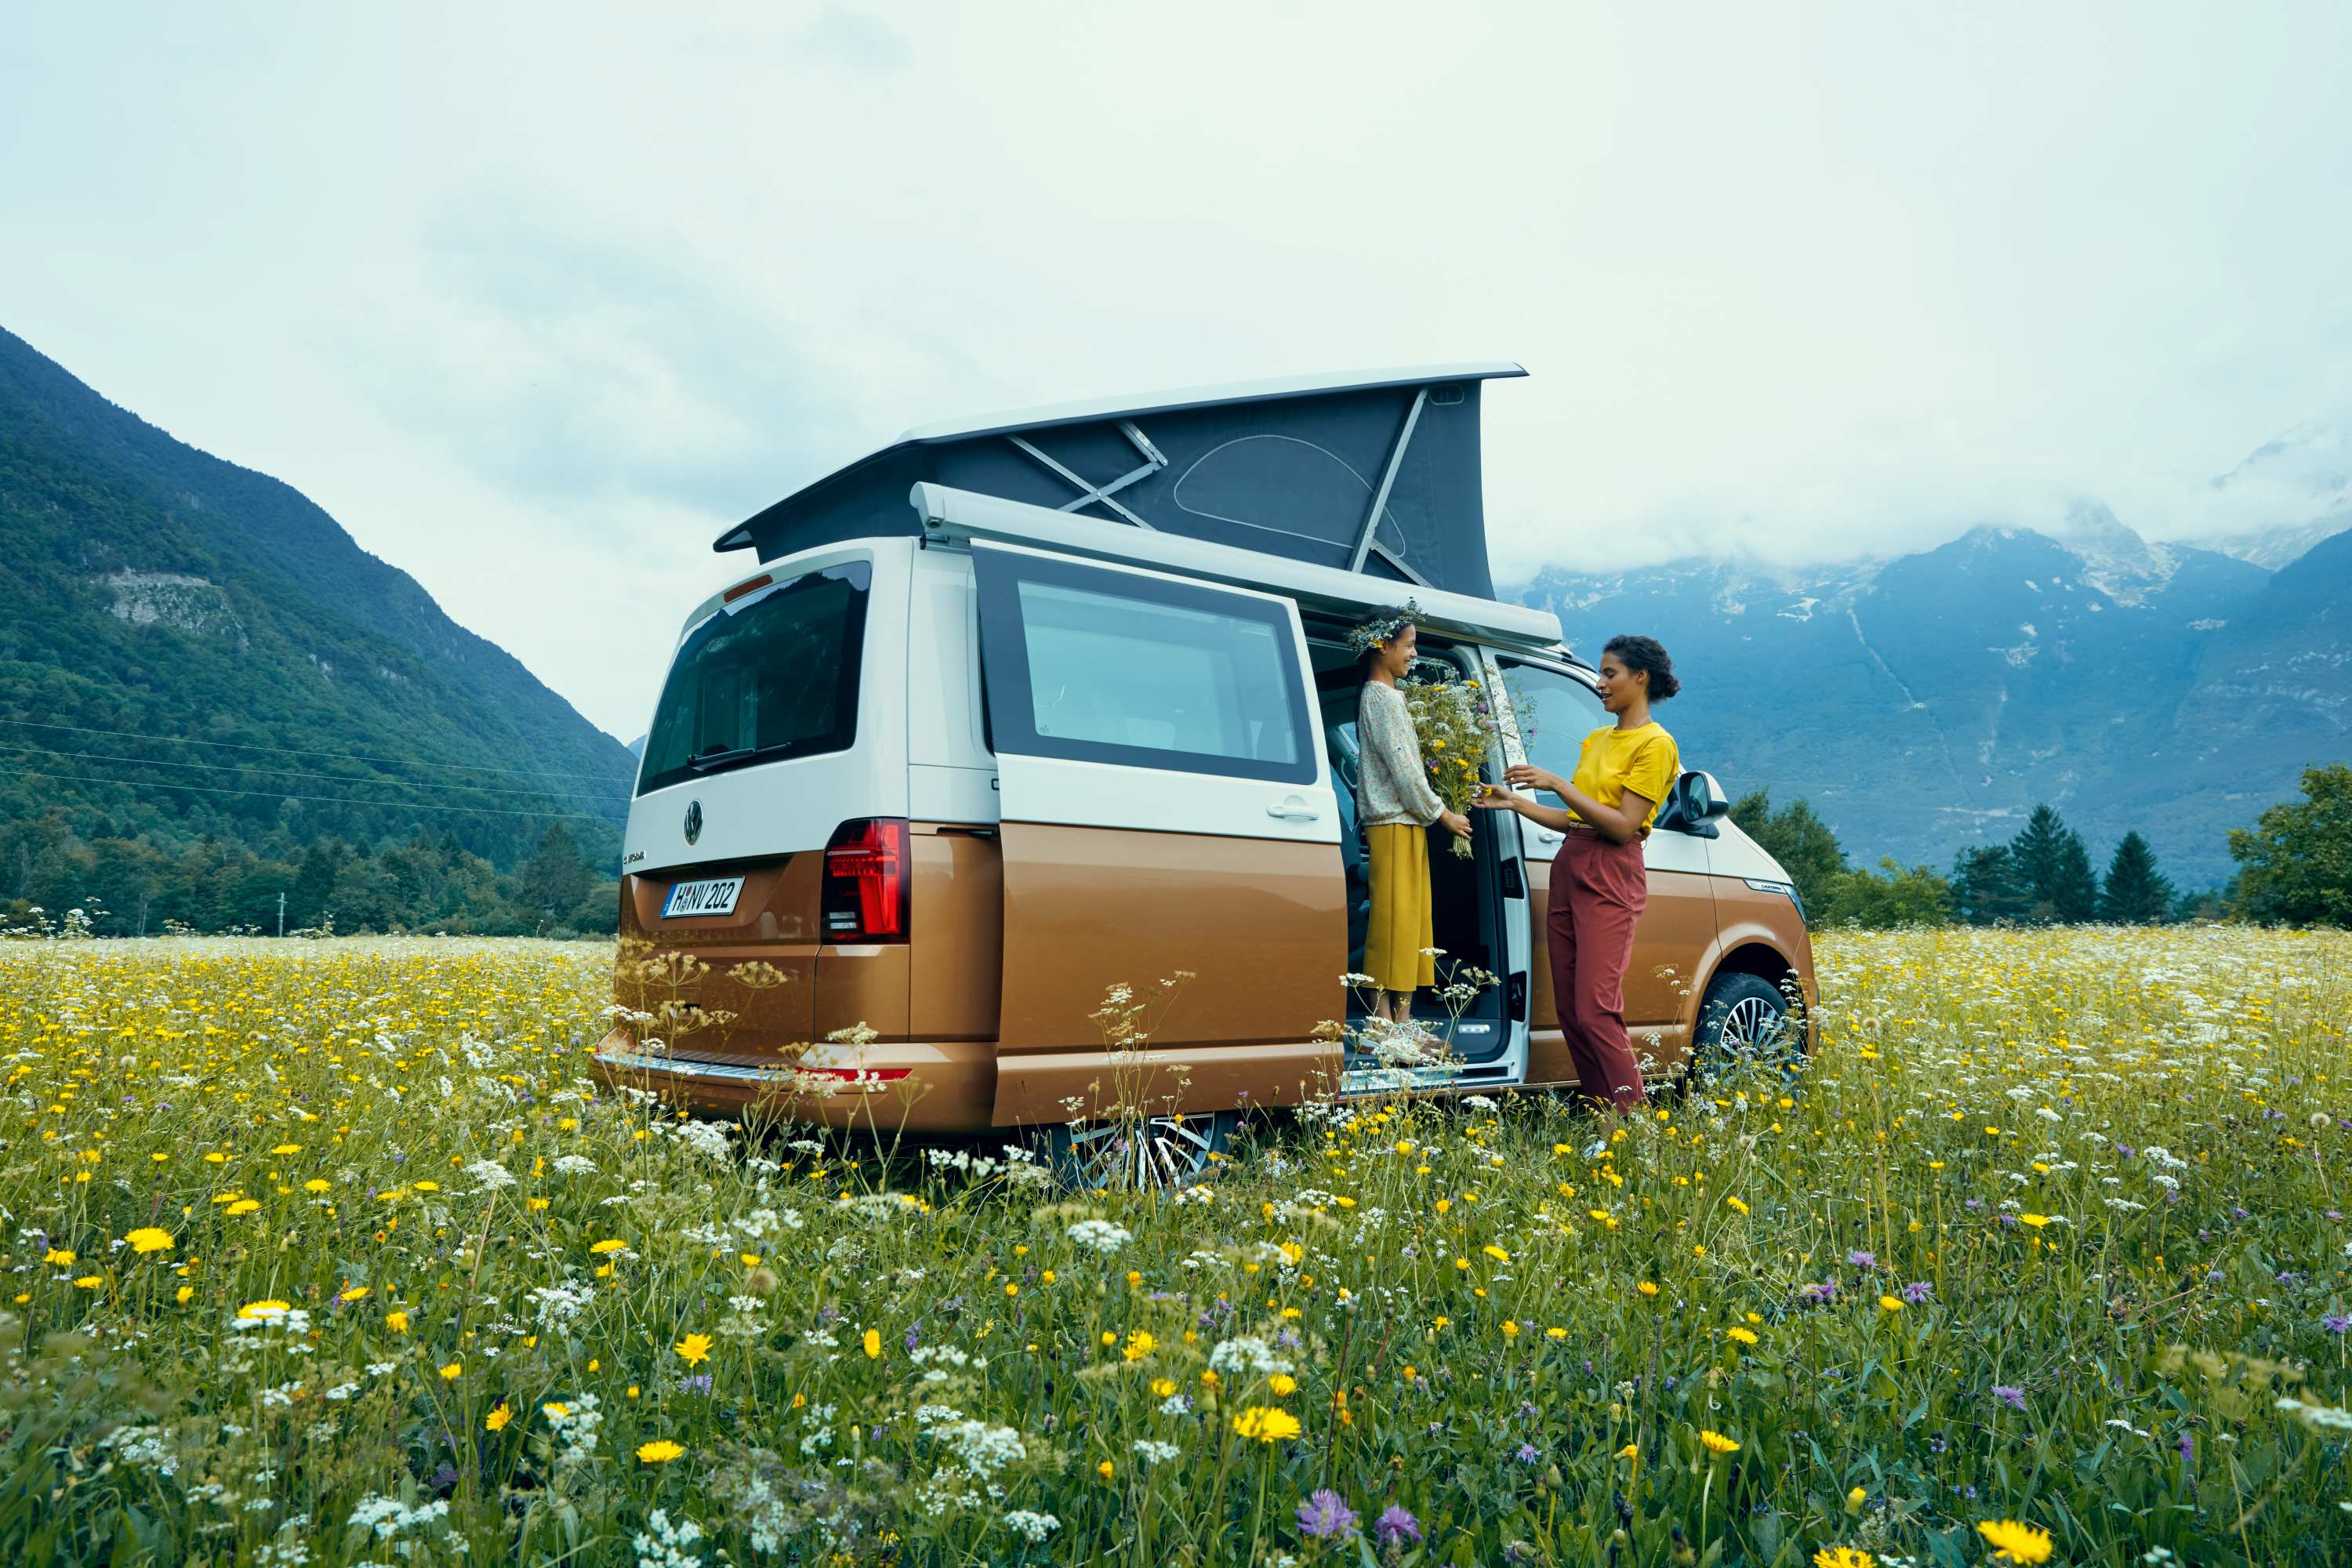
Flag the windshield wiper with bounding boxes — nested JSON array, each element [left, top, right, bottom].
[[685, 742, 794, 773]]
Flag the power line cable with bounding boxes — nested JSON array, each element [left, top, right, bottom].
[[0, 741, 629, 805], [0, 764, 626, 823], [0, 717, 640, 782]]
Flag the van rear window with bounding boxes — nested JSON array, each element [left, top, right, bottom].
[[636, 561, 871, 797]]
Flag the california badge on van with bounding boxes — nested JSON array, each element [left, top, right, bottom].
[[595, 364, 1815, 1183]]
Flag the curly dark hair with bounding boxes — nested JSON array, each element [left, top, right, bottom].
[[1602, 634, 1680, 701]]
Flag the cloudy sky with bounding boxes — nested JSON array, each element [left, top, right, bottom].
[[8, 2, 2351, 739]]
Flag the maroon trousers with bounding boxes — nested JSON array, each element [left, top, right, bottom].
[[1545, 829, 1650, 1112]]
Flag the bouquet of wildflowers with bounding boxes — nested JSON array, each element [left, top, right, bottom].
[[1399, 672, 1498, 858]]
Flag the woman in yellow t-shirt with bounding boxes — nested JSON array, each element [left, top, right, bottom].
[[1475, 634, 1680, 1111]]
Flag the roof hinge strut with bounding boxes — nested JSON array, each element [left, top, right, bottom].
[[1007, 419, 1167, 528], [1346, 388, 1428, 573]]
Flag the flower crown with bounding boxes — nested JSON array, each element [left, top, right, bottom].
[[1347, 601, 1424, 655]]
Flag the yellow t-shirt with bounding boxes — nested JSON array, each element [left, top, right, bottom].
[[1566, 722, 1681, 831]]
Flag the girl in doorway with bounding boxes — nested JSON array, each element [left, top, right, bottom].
[[1352, 608, 1472, 1033], [1476, 634, 1680, 1111]]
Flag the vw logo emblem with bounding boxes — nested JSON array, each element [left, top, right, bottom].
[[683, 800, 703, 845]]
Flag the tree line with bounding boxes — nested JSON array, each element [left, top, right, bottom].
[[0, 814, 618, 938], [1732, 761, 2352, 929]]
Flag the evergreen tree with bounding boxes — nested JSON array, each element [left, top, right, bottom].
[[2048, 829, 2101, 922], [516, 823, 596, 927], [2100, 832, 2174, 923], [2007, 804, 2099, 922], [1952, 844, 2034, 925]]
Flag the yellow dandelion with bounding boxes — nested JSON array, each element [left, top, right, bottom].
[[1699, 1429, 1740, 1454], [485, 1403, 512, 1432], [589, 1239, 628, 1254], [2017, 1213, 2051, 1229], [862, 1328, 881, 1359], [675, 1332, 713, 1367], [1975, 1520, 2053, 1563], [1123, 1330, 1157, 1361], [1878, 1294, 1904, 1312], [237, 1298, 292, 1321], [125, 1227, 173, 1255], [1269, 1373, 1298, 1395], [637, 1439, 684, 1464], [385, 1309, 409, 1334], [439, 1362, 463, 1381], [1815, 1550, 1876, 1568], [1727, 1326, 1759, 1345], [42, 1248, 74, 1267], [1231, 1406, 1302, 1443]]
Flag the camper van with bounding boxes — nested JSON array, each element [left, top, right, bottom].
[[596, 365, 1814, 1178]]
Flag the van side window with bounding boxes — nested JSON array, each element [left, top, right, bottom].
[[974, 550, 1317, 784], [1499, 660, 1608, 794]]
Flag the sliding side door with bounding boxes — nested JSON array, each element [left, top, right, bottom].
[[969, 543, 1346, 1124]]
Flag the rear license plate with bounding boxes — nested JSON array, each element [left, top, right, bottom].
[[661, 877, 743, 919]]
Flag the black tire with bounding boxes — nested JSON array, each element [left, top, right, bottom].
[[1044, 1109, 1240, 1192], [1688, 971, 1804, 1086]]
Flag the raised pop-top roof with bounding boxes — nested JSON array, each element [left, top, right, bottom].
[[715, 361, 1526, 600]]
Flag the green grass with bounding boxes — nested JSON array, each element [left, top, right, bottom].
[[2, 926, 2349, 1565]]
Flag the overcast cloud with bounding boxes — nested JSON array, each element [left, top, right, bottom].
[[6, 2, 2350, 739]]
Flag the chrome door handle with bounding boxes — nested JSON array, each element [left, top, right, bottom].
[[1534, 829, 1563, 844], [1266, 797, 1321, 821]]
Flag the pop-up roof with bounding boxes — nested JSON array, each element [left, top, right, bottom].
[[714, 362, 1526, 601]]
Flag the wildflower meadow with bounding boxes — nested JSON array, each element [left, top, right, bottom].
[[4, 925, 2350, 1566]]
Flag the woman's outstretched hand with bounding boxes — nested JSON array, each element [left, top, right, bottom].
[[1504, 763, 1560, 794], [1472, 783, 1519, 812], [1439, 808, 1472, 838]]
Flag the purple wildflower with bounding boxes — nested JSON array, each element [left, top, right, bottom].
[[2177, 1432, 2194, 1461], [1515, 1443, 1541, 1465], [1900, 1280, 1934, 1305], [1800, 1279, 1839, 1305], [1296, 1490, 1359, 1541], [1991, 1385, 2027, 1412], [1847, 1250, 1877, 1269], [2324, 1314, 2351, 1335], [1376, 1505, 1423, 1546]]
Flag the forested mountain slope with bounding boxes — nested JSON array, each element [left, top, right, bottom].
[[0, 325, 637, 913]]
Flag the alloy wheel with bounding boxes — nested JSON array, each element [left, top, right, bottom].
[[1056, 1113, 1225, 1191]]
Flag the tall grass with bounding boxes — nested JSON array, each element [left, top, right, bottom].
[[2, 926, 2347, 1565]]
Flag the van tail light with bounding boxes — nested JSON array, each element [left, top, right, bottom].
[[822, 818, 909, 942]]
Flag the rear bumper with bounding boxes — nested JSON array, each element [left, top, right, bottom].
[[590, 1027, 997, 1132]]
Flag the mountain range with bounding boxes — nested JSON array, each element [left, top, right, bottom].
[[0, 326, 636, 882], [1515, 505, 2350, 888]]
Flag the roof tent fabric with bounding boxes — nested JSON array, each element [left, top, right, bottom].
[[715, 364, 1524, 601]]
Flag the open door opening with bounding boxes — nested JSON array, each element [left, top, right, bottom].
[[1308, 630, 1514, 1068]]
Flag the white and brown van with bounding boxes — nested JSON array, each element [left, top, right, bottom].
[[595, 365, 1814, 1174]]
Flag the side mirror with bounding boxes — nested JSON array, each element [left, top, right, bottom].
[[1657, 770, 1729, 837], [1685, 770, 1730, 822]]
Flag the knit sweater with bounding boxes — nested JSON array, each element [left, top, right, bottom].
[[1355, 680, 1446, 828]]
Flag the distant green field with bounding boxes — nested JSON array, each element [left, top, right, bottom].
[[4, 927, 2348, 1566]]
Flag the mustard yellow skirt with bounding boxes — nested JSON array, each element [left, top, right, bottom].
[[1363, 822, 1436, 993]]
